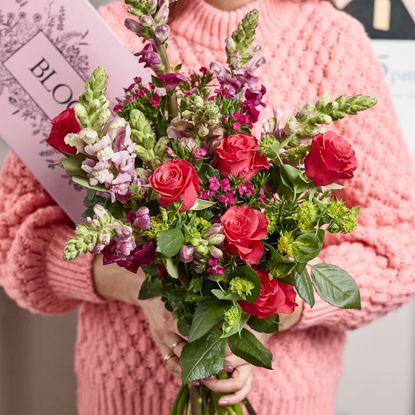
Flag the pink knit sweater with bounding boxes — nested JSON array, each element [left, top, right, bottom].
[[1, 1, 415, 414]]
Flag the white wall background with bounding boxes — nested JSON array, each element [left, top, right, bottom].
[[0, 1, 414, 414]]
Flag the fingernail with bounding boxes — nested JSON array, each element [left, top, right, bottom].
[[224, 364, 234, 372], [219, 399, 228, 406], [191, 380, 200, 386]]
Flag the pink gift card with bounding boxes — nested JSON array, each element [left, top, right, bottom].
[[0, 0, 149, 223]]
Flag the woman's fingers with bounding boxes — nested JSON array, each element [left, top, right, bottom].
[[218, 373, 253, 407], [158, 333, 186, 377], [202, 364, 251, 394]]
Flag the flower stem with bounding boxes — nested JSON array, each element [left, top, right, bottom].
[[189, 384, 203, 415], [156, 41, 179, 120]]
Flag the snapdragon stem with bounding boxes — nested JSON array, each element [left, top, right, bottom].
[[190, 384, 203, 415], [156, 41, 179, 121]]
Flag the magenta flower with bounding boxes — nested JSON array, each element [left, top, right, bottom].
[[180, 245, 195, 263], [135, 42, 161, 70], [158, 72, 189, 89], [102, 240, 157, 274], [220, 178, 231, 192], [208, 177, 220, 192]]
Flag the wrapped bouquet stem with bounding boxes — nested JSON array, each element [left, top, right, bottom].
[[47, 1, 376, 413]]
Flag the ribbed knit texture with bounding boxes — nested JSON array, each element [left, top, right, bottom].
[[1, 0, 415, 414]]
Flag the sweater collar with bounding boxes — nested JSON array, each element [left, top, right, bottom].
[[170, 0, 295, 50]]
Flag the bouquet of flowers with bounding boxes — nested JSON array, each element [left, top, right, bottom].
[[47, 1, 376, 413]]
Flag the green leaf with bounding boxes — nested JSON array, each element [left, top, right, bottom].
[[61, 154, 87, 177], [279, 164, 308, 194], [164, 257, 179, 279], [189, 300, 231, 342], [190, 199, 216, 211], [294, 233, 323, 263], [72, 176, 106, 192], [138, 276, 163, 300], [156, 229, 184, 257], [228, 329, 273, 369], [211, 289, 240, 301], [180, 327, 227, 382], [248, 315, 279, 333], [235, 266, 260, 302], [311, 263, 361, 309], [293, 268, 315, 307]]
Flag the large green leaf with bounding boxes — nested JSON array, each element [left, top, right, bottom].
[[311, 264, 361, 309], [72, 176, 106, 192], [188, 300, 231, 342], [247, 315, 279, 334], [190, 199, 216, 211], [180, 327, 227, 382], [293, 268, 315, 307], [164, 257, 179, 279], [279, 164, 309, 194], [228, 329, 273, 369], [61, 154, 86, 177], [138, 276, 163, 300], [156, 229, 184, 257], [294, 233, 323, 263], [235, 266, 261, 302]]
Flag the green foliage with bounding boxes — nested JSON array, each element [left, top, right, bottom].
[[229, 329, 273, 369], [247, 315, 279, 334], [139, 275, 164, 299], [188, 300, 231, 342], [156, 229, 185, 257], [311, 264, 361, 309], [293, 268, 315, 307], [181, 327, 227, 382]]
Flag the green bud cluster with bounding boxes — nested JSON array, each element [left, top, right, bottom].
[[293, 200, 318, 233], [259, 134, 280, 158], [75, 67, 111, 132], [129, 109, 167, 166], [282, 93, 377, 145], [325, 199, 360, 233], [226, 9, 259, 68], [229, 277, 255, 297], [277, 231, 297, 258], [189, 277, 203, 294], [125, 0, 157, 17], [63, 205, 115, 261], [223, 304, 242, 334]]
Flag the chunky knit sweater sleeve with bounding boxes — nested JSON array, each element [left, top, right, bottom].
[[0, 153, 103, 314], [297, 15, 415, 331]]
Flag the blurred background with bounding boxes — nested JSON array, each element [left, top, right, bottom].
[[0, 1, 414, 414]]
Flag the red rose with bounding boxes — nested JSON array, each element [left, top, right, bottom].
[[239, 270, 297, 318], [304, 131, 357, 186], [221, 206, 268, 265], [149, 159, 200, 211], [216, 133, 269, 182], [46, 108, 81, 155]]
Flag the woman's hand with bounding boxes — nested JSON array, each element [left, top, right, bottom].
[[93, 255, 186, 376], [202, 298, 304, 405]]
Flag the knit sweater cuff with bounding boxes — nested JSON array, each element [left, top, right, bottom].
[[45, 226, 105, 304], [295, 296, 340, 330]]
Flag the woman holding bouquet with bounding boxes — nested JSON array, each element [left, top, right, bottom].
[[1, 0, 415, 414]]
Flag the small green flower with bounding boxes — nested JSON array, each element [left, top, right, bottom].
[[293, 200, 318, 232], [325, 199, 360, 233], [189, 277, 203, 294], [277, 231, 296, 257], [223, 304, 242, 334], [229, 277, 255, 297], [259, 134, 280, 158]]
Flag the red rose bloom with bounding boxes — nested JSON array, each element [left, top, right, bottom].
[[221, 206, 268, 265], [149, 159, 200, 211], [216, 133, 269, 182], [304, 131, 357, 186], [46, 108, 81, 155], [239, 270, 297, 318]]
